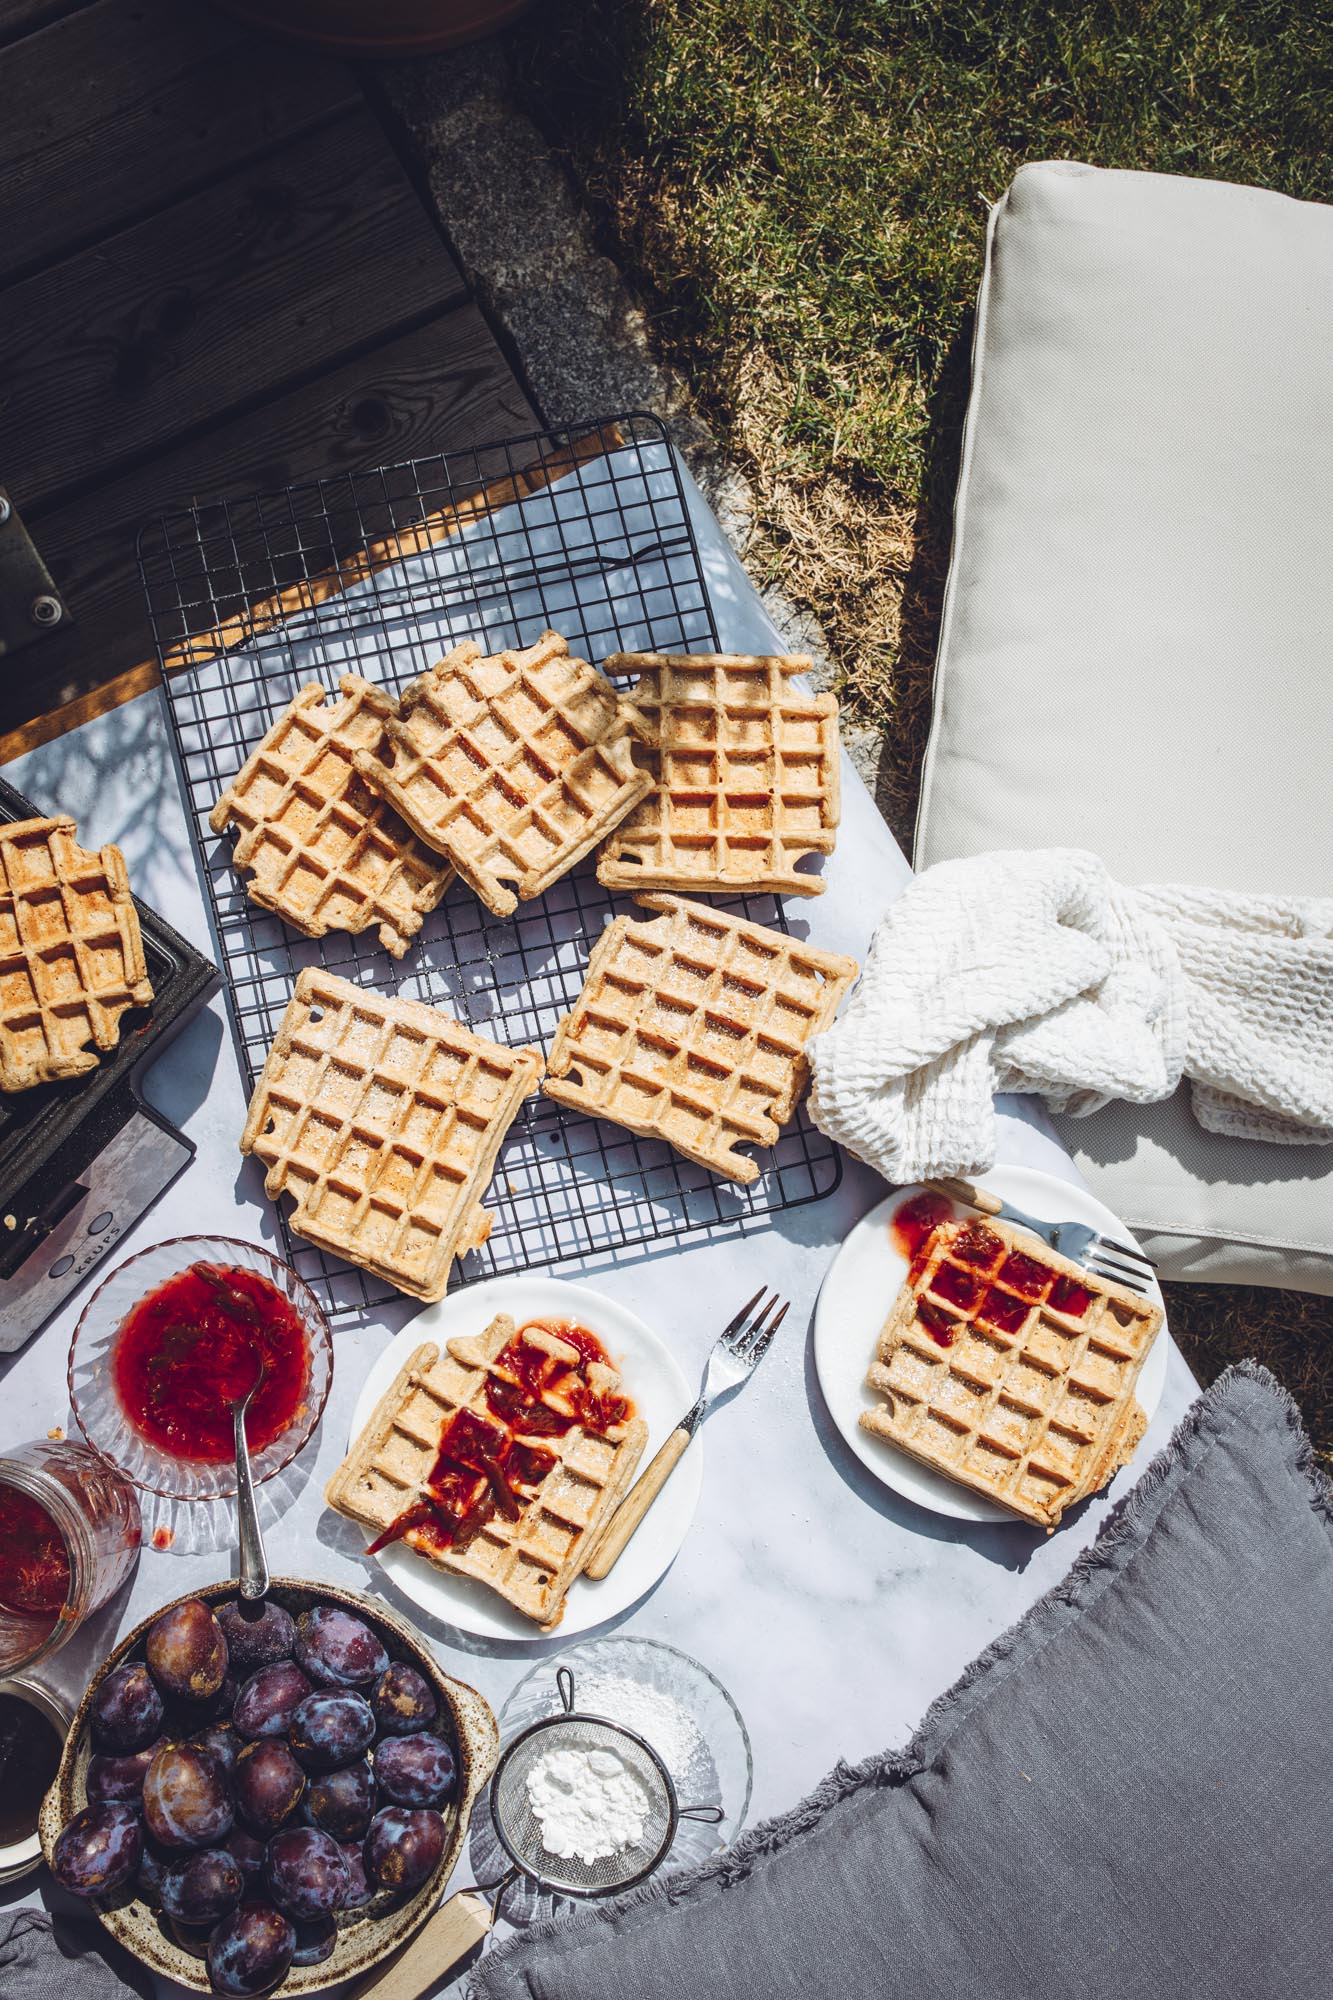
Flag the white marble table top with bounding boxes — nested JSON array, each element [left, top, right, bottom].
[[1, 462, 1196, 1991]]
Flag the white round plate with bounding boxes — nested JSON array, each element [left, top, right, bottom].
[[814, 1166, 1168, 1524], [350, 1274, 702, 1641]]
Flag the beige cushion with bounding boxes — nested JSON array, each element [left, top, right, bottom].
[[915, 160, 1333, 1291]]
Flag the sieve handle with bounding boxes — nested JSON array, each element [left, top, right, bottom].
[[345, 1890, 494, 2000], [583, 1424, 692, 1581]]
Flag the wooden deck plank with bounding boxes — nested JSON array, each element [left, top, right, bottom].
[[0, 0, 91, 43], [1, 306, 536, 742], [0, 107, 467, 512], [0, 0, 359, 281]]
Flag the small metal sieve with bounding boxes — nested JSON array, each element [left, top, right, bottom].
[[487, 1666, 723, 1903]]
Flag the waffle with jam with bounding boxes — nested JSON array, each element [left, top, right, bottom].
[[326, 1314, 647, 1627], [862, 1215, 1163, 1528]]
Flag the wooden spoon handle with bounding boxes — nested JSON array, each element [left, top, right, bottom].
[[924, 1175, 1003, 1217], [584, 1425, 692, 1581], [346, 1892, 494, 2000]]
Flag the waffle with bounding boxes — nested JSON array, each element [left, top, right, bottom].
[[597, 652, 841, 898], [209, 677, 452, 960], [861, 1216, 1163, 1528], [0, 816, 153, 1093], [240, 969, 542, 1301], [355, 631, 651, 918], [544, 893, 859, 1184], [326, 1316, 648, 1628]]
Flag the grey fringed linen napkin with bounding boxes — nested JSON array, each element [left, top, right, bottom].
[[0, 1911, 152, 2000]]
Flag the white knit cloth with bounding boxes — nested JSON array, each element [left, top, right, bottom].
[[808, 849, 1333, 1183]]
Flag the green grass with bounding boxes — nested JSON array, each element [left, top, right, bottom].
[[510, 1, 1333, 493], [508, 0, 1333, 1452]]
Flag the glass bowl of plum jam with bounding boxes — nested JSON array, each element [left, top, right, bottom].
[[68, 1237, 333, 1502]]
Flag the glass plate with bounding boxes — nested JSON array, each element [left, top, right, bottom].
[[472, 1634, 753, 1927]]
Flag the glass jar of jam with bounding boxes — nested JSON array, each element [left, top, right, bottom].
[[0, 1440, 141, 1675]]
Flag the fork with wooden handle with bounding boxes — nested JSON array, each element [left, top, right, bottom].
[[584, 1288, 789, 1582], [923, 1175, 1156, 1293]]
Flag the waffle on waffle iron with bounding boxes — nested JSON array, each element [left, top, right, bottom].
[[597, 652, 841, 897], [354, 631, 651, 918], [240, 969, 542, 1301], [544, 893, 859, 1184], [210, 676, 453, 959], [326, 1315, 647, 1628], [0, 816, 153, 1092], [861, 1216, 1162, 1528]]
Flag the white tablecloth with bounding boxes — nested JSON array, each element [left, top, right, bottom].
[[2, 457, 1196, 1990]]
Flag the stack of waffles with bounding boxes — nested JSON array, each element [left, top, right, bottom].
[[326, 1314, 647, 1628], [597, 652, 841, 897], [209, 676, 452, 959], [0, 816, 153, 1092], [544, 893, 859, 1184], [240, 969, 542, 1302], [861, 1216, 1163, 1527]]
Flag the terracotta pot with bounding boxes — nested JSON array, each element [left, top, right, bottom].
[[40, 1576, 499, 1996], [211, 0, 535, 55]]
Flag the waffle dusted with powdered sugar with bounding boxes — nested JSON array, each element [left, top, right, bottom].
[[597, 651, 841, 898], [210, 676, 452, 959], [240, 969, 542, 1302]]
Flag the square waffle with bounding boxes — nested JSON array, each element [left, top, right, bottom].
[[861, 1216, 1163, 1528], [597, 652, 841, 898], [0, 816, 153, 1093], [209, 676, 452, 960], [354, 631, 652, 918], [240, 969, 542, 1301], [325, 1316, 648, 1628], [544, 893, 859, 1184]]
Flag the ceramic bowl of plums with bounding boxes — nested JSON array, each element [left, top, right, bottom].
[[39, 1579, 498, 1996]]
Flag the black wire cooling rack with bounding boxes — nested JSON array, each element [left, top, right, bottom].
[[138, 413, 842, 1320]]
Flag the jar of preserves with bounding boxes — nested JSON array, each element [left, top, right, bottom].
[[0, 1440, 140, 1675]]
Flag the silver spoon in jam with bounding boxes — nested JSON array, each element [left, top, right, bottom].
[[231, 1347, 270, 1601]]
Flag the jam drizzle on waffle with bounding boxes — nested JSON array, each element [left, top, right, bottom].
[[889, 1190, 955, 1281], [368, 1322, 633, 1558]]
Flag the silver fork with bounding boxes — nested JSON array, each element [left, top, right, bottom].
[[584, 1288, 789, 1582], [924, 1176, 1155, 1294]]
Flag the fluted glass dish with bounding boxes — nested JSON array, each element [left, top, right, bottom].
[[476, 1634, 753, 1926], [68, 1235, 332, 1502]]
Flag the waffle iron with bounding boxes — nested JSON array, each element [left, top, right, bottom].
[[0, 773, 219, 1351]]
